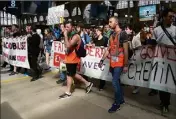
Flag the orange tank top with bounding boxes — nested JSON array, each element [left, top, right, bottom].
[[109, 34, 124, 68], [65, 35, 80, 64]]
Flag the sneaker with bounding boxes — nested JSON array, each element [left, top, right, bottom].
[[56, 79, 64, 84], [132, 88, 140, 94], [9, 71, 17, 76], [161, 106, 169, 115], [86, 82, 93, 93], [148, 90, 158, 96], [24, 72, 29, 76], [108, 103, 120, 113], [59, 93, 71, 99]]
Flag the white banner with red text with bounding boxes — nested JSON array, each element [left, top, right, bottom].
[[2, 36, 30, 69], [50, 41, 176, 94]]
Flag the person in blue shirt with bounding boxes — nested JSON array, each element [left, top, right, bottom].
[[76, 23, 91, 45]]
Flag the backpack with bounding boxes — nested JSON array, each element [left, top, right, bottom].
[[70, 32, 87, 58], [75, 38, 87, 57]]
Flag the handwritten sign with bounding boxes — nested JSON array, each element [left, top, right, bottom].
[[2, 36, 30, 69]]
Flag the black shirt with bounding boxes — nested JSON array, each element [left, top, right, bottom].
[[28, 33, 41, 56], [13, 32, 21, 37], [93, 36, 107, 47]]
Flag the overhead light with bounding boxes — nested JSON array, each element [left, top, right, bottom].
[[114, 13, 118, 16]]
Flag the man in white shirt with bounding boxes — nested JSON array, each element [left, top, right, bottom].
[[152, 8, 176, 114]]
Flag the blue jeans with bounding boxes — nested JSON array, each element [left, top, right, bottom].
[[110, 67, 124, 106], [60, 71, 66, 81]]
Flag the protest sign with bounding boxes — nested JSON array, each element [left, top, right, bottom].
[[50, 41, 176, 94], [121, 45, 176, 94], [47, 5, 65, 25], [2, 36, 30, 69]]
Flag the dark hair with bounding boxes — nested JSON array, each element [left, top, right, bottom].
[[45, 28, 52, 33], [77, 23, 84, 28], [31, 25, 37, 32], [126, 24, 133, 30], [64, 21, 73, 26], [96, 27, 103, 33], [162, 8, 174, 17]]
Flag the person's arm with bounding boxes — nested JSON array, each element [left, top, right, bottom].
[[123, 42, 129, 66], [101, 47, 110, 61], [121, 31, 129, 66], [64, 33, 79, 49], [101, 36, 112, 61]]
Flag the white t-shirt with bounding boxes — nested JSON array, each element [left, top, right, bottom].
[[132, 32, 142, 49], [152, 24, 176, 46]]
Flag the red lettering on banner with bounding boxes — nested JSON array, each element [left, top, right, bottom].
[[139, 45, 176, 62], [160, 46, 167, 58], [146, 46, 154, 58], [167, 47, 176, 61], [53, 53, 65, 67], [86, 47, 105, 58], [88, 47, 94, 56], [17, 56, 26, 62], [95, 48, 101, 58], [54, 42, 64, 52], [58, 42, 63, 52]]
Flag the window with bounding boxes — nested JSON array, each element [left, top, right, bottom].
[[104, 0, 112, 6], [1, 17, 4, 25], [138, 0, 160, 6], [12, 15, 17, 24], [130, 1, 134, 7], [0, 11, 3, 17], [72, 7, 81, 16], [4, 19, 7, 25], [64, 9, 69, 18], [116, 1, 128, 9], [83, 4, 91, 19]]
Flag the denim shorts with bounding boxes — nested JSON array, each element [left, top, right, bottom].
[[46, 47, 51, 54]]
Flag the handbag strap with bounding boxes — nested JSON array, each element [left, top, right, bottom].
[[161, 25, 176, 46]]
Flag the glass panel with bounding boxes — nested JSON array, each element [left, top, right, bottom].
[[4, 19, 7, 25], [8, 19, 11, 25], [1, 18, 4, 25], [130, 0, 134, 8], [12, 15, 15, 19], [8, 13, 11, 18], [0, 11, 3, 17], [4, 12, 6, 17], [72, 7, 81, 16]]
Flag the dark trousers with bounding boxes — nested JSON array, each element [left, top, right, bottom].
[[99, 80, 106, 89], [111, 67, 124, 105], [2, 62, 14, 71], [159, 91, 171, 107], [29, 55, 41, 78]]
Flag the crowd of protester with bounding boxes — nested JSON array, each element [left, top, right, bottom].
[[1, 8, 175, 115]]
